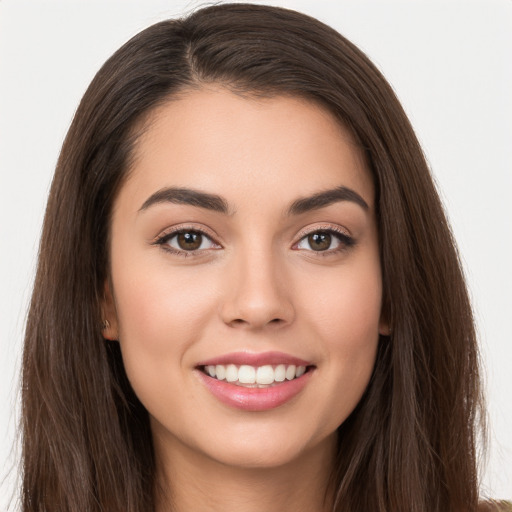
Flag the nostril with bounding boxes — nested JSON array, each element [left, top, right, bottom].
[[229, 318, 284, 327]]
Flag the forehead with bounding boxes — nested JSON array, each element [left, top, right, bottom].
[[121, 87, 374, 212]]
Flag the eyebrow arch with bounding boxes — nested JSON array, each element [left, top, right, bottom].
[[139, 184, 368, 217], [138, 187, 230, 214], [287, 186, 369, 216]]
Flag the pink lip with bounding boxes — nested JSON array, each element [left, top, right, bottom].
[[196, 351, 312, 367], [194, 351, 315, 412], [196, 369, 314, 411]]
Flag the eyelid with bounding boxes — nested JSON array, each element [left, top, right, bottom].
[[152, 223, 220, 243], [151, 222, 354, 256], [294, 223, 352, 242], [292, 223, 356, 253], [152, 224, 222, 256]]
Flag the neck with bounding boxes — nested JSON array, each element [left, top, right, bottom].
[[154, 433, 336, 512]]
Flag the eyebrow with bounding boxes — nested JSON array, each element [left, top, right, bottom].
[[139, 187, 230, 214], [286, 186, 369, 215], [138, 185, 369, 216]]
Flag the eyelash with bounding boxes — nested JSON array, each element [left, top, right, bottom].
[[153, 226, 220, 257], [294, 226, 356, 256], [153, 225, 355, 257]]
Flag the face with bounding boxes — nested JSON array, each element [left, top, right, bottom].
[[103, 87, 387, 471]]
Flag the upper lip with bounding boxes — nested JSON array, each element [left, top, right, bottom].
[[196, 351, 313, 368]]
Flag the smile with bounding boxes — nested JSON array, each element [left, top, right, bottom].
[[202, 364, 307, 388], [195, 352, 315, 411]]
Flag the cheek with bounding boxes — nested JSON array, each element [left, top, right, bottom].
[[312, 278, 381, 382], [110, 260, 223, 422], [114, 260, 216, 342], [300, 256, 383, 348], [294, 255, 382, 425], [110, 257, 222, 388]]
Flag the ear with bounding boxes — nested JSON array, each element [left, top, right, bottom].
[[101, 280, 119, 340], [379, 318, 391, 337], [378, 304, 391, 337]]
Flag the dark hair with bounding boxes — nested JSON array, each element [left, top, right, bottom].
[[21, 3, 491, 511]]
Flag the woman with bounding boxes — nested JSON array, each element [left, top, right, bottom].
[[18, 3, 510, 512]]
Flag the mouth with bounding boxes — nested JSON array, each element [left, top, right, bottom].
[[199, 363, 314, 388], [195, 353, 316, 411]]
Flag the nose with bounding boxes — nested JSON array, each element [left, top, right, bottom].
[[220, 245, 295, 330]]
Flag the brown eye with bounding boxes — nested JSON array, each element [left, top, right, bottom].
[[177, 231, 203, 250], [295, 229, 354, 253], [307, 232, 332, 251], [159, 229, 219, 253]]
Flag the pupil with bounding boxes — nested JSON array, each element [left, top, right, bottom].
[[309, 232, 331, 251], [178, 232, 202, 250]]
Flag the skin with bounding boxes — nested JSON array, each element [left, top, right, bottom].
[[103, 87, 388, 512]]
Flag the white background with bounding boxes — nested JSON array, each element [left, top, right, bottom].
[[1, 0, 511, 507]]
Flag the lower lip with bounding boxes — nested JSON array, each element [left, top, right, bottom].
[[196, 369, 314, 411]]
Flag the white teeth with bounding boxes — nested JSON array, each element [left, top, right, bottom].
[[215, 364, 226, 380], [256, 365, 275, 385], [238, 365, 256, 384], [274, 364, 286, 382], [203, 363, 309, 386], [285, 365, 296, 380], [226, 364, 238, 382]]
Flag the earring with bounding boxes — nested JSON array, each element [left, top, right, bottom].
[[102, 319, 111, 330]]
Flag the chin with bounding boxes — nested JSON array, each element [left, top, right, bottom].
[[190, 421, 338, 471]]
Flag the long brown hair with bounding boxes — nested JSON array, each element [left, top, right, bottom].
[[21, 4, 490, 511]]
